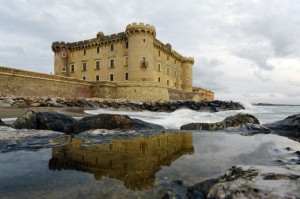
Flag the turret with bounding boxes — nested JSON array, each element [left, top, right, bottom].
[[125, 23, 156, 81], [52, 41, 68, 76], [181, 57, 194, 92]]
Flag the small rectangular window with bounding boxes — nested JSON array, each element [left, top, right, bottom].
[[82, 76, 86, 80], [96, 75, 100, 81], [126, 42, 128, 48], [62, 67, 66, 72], [70, 64, 75, 72], [167, 67, 170, 75], [158, 51, 160, 57], [158, 63, 161, 71], [158, 77, 161, 82], [83, 49, 86, 55], [110, 74, 114, 81], [61, 53, 66, 57], [111, 45, 114, 51], [143, 38, 146, 43], [82, 62, 87, 71], [97, 47, 100, 53], [141, 57, 147, 67], [95, 60, 100, 70], [125, 72, 128, 80], [167, 80, 169, 85], [174, 70, 177, 77], [109, 59, 115, 68]]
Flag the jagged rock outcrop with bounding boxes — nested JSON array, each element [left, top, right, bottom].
[[181, 113, 260, 131], [13, 109, 37, 129], [187, 165, 300, 199], [13, 109, 76, 132], [0, 97, 245, 112], [64, 114, 164, 134], [265, 114, 300, 141]]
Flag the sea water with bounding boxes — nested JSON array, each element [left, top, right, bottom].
[[0, 105, 300, 198], [85, 103, 300, 129]]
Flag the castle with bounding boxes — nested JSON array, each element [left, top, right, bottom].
[[0, 23, 213, 101], [53, 22, 194, 92]]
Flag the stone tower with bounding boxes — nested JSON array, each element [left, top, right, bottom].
[[125, 23, 156, 81], [52, 42, 68, 76], [182, 57, 194, 92]]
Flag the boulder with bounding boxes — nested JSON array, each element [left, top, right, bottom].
[[265, 114, 300, 141], [13, 109, 76, 132], [226, 123, 271, 135], [13, 109, 37, 129], [181, 113, 260, 131], [0, 98, 14, 108], [65, 114, 164, 134], [35, 112, 76, 132], [187, 165, 300, 199]]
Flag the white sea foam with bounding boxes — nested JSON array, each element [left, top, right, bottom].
[[85, 105, 300, 129]]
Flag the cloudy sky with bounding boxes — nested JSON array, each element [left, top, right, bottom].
[[1, 0, 300, 104]]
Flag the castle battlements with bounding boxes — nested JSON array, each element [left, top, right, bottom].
[[126, 22, 156, 37], [50, 22, 213, 98]]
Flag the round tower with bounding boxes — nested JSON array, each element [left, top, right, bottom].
[[125, 23, 156, 81], [182, 57, 194, 92], [52, 41, 68, 76]]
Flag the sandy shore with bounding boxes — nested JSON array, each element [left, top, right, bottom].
[[0, 107, 93, 119]]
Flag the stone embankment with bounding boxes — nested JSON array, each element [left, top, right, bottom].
[[0, 97, 244, 112]]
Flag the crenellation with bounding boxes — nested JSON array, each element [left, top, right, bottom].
[[49, 22, 213, 101]]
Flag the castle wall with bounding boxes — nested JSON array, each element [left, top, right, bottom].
[[67, 40, 129, 82], [153, 47, 183, 90], [116, 81, 169, 101], [0, 66, 201, 101], [0, 66, 92, 98]]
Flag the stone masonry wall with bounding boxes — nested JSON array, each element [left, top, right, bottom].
[[0, 66, 200, 101], [116, 81, 169, 101], [0, 66, 93, 98]]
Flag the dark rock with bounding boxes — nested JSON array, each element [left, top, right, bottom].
[[181, 113, 259, 131], [12, 110, 76, 132], [35, 112, 76, 132], [265, 114, 300, 141], [13, 109, 37, 129], [187, 165, 300, 199], [65, 114, 164, 134], [226, 123, 271, 135]]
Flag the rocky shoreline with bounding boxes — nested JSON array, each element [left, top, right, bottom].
[[0, 97, 244, 113]]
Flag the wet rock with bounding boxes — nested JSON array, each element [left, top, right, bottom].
[[65, 114, 164, 134], [35, 112, 76, 132], [181, 113, 259, 131], [13, 109, 37, 129], [226, 123, 271, 135], [187, 165, 300, 199], [13, 110, 76, 132], [265, 114, 300, 141]]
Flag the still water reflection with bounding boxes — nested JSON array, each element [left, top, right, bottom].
[[49, 131, 194, 190]]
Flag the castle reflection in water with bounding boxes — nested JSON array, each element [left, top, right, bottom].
[[49, 131, 194, 190]]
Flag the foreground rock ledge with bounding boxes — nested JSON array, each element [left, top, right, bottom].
[[7, 109, 164, 134], [0, 97, 244, 112], [187, 165, 300, 199], [181, 113, 260, 131]]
